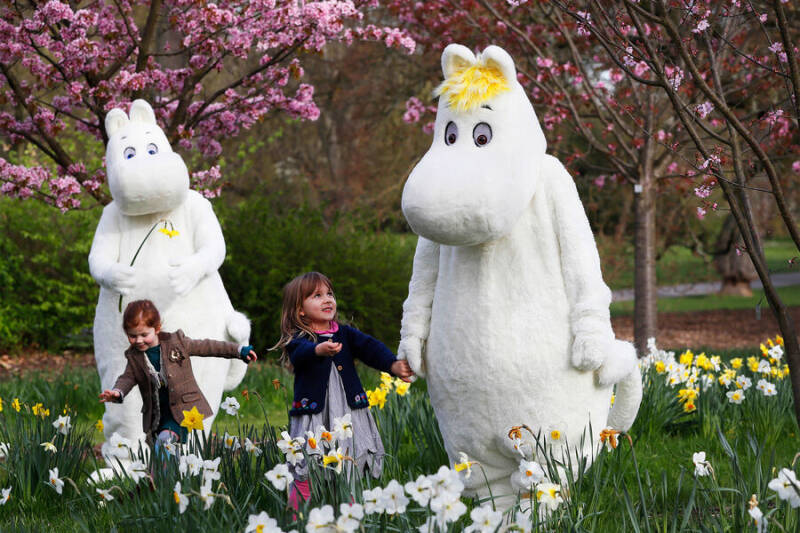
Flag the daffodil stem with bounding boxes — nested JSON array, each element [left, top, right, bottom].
[[117, 220, 163, 312]]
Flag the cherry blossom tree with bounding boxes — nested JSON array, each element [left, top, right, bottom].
[[0, 0, 414, 210], [390, 0, 706, 354], [544, 0, 800, 426]]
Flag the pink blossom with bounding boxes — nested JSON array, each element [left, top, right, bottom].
[[699, 155, 721, 170], [536, 57, 554, 69], [694, 184, 713, 198], [759, 14, 767, 22], [696, 207, 707, 219], [792, 161, 800, 174], [594, 175, 606, 188], [403, 97, 426, 124], [693, 19, 710, 33], [768, 42, 783, 54], [695, 101, 714, 118]]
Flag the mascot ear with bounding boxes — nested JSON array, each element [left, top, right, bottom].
[[129, 99, 157, 125], [104, 109, 129, 138], [441, 44, 476, 79], [481, 45, 517, 85]]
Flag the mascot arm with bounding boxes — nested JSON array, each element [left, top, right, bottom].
[[168, 195, 226, 296], [398, 236, 440, 377], [89, 204, 135, 295], [546, 155, 615, 372]]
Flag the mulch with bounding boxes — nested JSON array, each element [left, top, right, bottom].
[[1, 307, 798, 380]]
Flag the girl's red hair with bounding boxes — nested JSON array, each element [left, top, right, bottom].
[[122, 299, 162, 331]]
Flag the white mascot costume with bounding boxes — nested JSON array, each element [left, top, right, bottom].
[[398, 45, 642, 504], [89, 99, 249, 466]]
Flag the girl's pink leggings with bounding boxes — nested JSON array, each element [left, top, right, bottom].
[[288, 479, 311, 510]]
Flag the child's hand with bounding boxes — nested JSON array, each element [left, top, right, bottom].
[[315, 341, 342, 357], [98, 389, 121, 403], [391, 360, 415, 382], [244, 349, 258, 362]]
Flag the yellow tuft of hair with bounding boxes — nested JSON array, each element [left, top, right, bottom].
[[434, 63, 510, 113]]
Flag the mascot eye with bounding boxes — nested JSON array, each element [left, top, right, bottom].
[[444, 121, 458, 145], [473, 123, 492, 147], [147, 143, 159, 155], [123, 147, 136, 159]]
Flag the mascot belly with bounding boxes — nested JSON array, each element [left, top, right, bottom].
[[398, 45, 642, 503], [89, 100, 249, 466]]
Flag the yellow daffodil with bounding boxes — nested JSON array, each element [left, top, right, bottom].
[[550, 429, 563, 442], [367, 387, 387, 409], [731, 358, 743, 369], [395, 381, 411, 396], [454, 452, 476, 479], [157, 227, 180, 238], [695, 353, 710, 370], [180, 406, 205, 431], [654, 361, 666, 373], [678, 388, 698, 402], [747, 357, 760, 373], [380, 372, 394, 390], [0, 396, 3, 412], [760, 343, 768, 356], [95, 419, 104, 432], [610, 394, 615, 406], [684, 401, 697, 413], [679, 350, 694, 367], [32, 403, 44, 416], [12, 398, 20, 412], [776, 335, 784, 346]]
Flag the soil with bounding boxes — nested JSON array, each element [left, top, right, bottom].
[[1, 307, 797, 380]]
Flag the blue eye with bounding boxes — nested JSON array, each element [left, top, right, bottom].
[[147, 143, 158, 155], [123, 147, 136, 159]]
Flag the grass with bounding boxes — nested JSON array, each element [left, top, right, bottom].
[[601, 238, 800, 291]]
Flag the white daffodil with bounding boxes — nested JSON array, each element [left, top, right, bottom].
[[244, 438, 262, 456], [333, 413, 354, 441], [179, 453, 204, 478], [430, 465, 465, 500], [430, 493, 467, 527], [513, 509, 533, 533], [173, 481, 189, 514], [748, 505, 767, 533], [306, 505, 336, 531], [405, 474, 434, 506], [693, 451, 711, 477], [220, 396, 240, 416], [362, 486, 384, 514], [223, 432, 241, 451], [0, 487, 10, 505], [454, 451, 476, 479], [0, 442, 10, 459], [768, 344, 783, 361], [245, 511, 281, 533], [726, 389, 745, 404], [107, 432, 132, 458], [757, 360, 772, 374], [40, 441, 57, 454], [768, 468, 800, 507], [380, 479, 409, 515], [199, 481, 215, 510], [126, 460, 149, 484], [517, 459, 545, 489], [337, 502, 364, 533], [202, 457, 221, 485], [465, 504, 503, 533], [265, 463, 293, 491], [305, 426, 332, 455], [322, 447, 346, 474], [535, 482, 563, 511], [48, 467, 64, 495], [735, 375, 752, 390], [277, 431, 305, 465], [96, 487, 114, 506], [52, 414, 72, 436]]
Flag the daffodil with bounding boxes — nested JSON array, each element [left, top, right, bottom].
[[32, 403, 44, 416], [731, 357, 743, 369], [692, 451, 711, 477], [40, 441, 57, 453], [323, 447, 346, 473], [380, 371, 394, 390], [517, 459, 545, 488], [0, 487, 10, 505], [683, 401, 697, 413], [337, 502, 365, 532], [599, 428, 620, 451], [223, 432, 241, 451], [405, 475, 434, 506], [466, 504, 503, 533], [367, 387, 387, 409], [173, 481, 189, 513], [157, 227, 180, 238], [95, 419, 104, 432], [11, 398, 20, 412], [0, 396, 3, 412], [307, 505, 336, 530], [96, 487, 114, 506], [333, 413, 353, 440], [180, 406, 205, 431], [381, 479, 410, 514], [245, 511, 281, 533], [454, 452, 476, 479], [535, 482, 563, 511], [220, 396, 240, 416], [244, 438, 262, 456], [654, 360, 666, 373], [748, 356, 760, 372], [679, 350, 694, 367], [53, 414, 72, 435], [726, 389, 745, 404], [47, 467, 64, 494], [0, 442, 9, 459], [395, 380, 411, 396], [768, 468, 800, 507], [199, 482, 215, 510], [265, 463, 293, 490]]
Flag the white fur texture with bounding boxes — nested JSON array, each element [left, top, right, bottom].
[[89, 100, 250, 464], [399, 45, 642, 505]]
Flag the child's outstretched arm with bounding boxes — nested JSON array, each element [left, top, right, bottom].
[[391, 359, 415, 382], [98, 389, 122, 402], [176, 330, 257, 363], [99, 359, 136, 403]]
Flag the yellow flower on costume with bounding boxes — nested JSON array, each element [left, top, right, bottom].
[[157, 227, 180, 238], [180, 406, 205, 431], [12, 398, 20, 412]]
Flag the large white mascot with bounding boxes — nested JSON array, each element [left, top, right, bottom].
[[89, 99, 249, 464], [398, 45, 642, 504]]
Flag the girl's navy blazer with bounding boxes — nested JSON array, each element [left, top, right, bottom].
[[287, 324, 397, 416]]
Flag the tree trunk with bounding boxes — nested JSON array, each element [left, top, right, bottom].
[[713, 214, 757, 297]]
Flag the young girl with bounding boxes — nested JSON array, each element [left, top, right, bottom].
[[99, 299, 257, 451], [274, 272, 414, 488]]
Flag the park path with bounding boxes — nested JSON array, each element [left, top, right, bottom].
[[611, 271, 800, 302]]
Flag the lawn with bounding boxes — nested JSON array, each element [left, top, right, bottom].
[[0, 338, 798, 531]]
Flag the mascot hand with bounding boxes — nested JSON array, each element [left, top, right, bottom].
[[103, 264, 135, 295], [571, 332, 609, 371], [168, 257, 205, 296], [597, 339, 638, 386], [397, 336, 425, 379]]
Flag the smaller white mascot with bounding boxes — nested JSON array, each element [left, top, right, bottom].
[[89, 100, 250, 466], [398, 45, 642, 506]]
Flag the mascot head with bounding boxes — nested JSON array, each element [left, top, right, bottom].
[[402, 44, 547, 246], [104, 99, 189, 216]]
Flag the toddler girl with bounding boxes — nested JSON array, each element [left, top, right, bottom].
[[273, 272, 413, 499], [99, 299, 257, 452]]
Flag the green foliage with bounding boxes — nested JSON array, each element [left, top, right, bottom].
[[0, 198, 100, 351], [216, 194, 417, 355]]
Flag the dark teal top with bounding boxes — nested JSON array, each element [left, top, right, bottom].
[[145, 345, 188, 443]]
